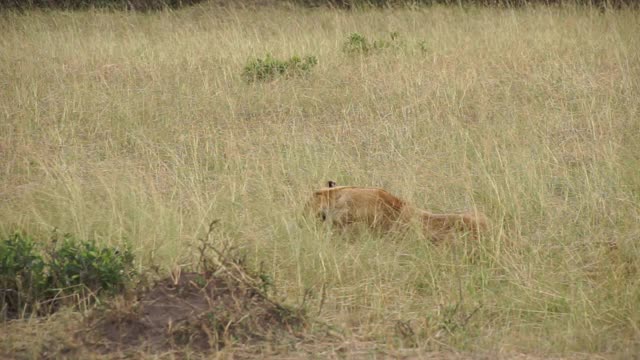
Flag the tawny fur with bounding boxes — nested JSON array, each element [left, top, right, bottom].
[[306, 182, 488, 242]]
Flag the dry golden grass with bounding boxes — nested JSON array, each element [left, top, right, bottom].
[[1, 2, 639, 357]]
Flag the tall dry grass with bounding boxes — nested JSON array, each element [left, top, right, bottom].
[[1, 3, 639, 356]]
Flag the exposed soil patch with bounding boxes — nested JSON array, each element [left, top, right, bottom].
[[84, 270, 307, 354]]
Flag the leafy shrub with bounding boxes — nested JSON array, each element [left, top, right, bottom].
[[343, 33, 371, 54], [0, 231, 135, 319], [243, 54, 318, 82], [0, 233, 50, 317], [342, 32, 402, 55], [48, 235, 135, 295], [418, 40, 430, 54], [288, 55, 319, 73]]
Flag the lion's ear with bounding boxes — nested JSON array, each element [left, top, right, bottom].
[[327, 180, 337, 188]]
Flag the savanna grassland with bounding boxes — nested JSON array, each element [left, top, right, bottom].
[[1, 2, 639, 358]]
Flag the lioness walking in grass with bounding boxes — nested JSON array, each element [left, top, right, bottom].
[[307, 181, 487, 242]]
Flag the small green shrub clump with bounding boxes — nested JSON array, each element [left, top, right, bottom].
[[0, 233, 50, 317], [343, 32, 403, 55], [0, 232, 135, 319], [48, 235, 135, 295], [243, 54, 318, 82], [342, 31, 403, 55], [343, 33, 371, 54]]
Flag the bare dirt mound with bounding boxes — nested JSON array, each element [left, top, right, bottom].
[[82, 229, 309, 356], [85, 269, 306, 354]]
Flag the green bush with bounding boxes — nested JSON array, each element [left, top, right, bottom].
[[243, 54, 318, 82], [48, 235, 135, 295], [343, 33, 371, 54], [342, 32, 402, 55], [0, 232, 135, 319], [0, 233, 50, 317]]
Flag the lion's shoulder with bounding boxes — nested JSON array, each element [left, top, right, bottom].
[[313, 186, 405, 210]]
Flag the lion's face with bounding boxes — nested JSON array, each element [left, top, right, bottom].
[[305, 186, 338, 223], [305, 182, 404, 229]]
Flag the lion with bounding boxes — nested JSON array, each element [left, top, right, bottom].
[[306, 181, 488, 242]]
